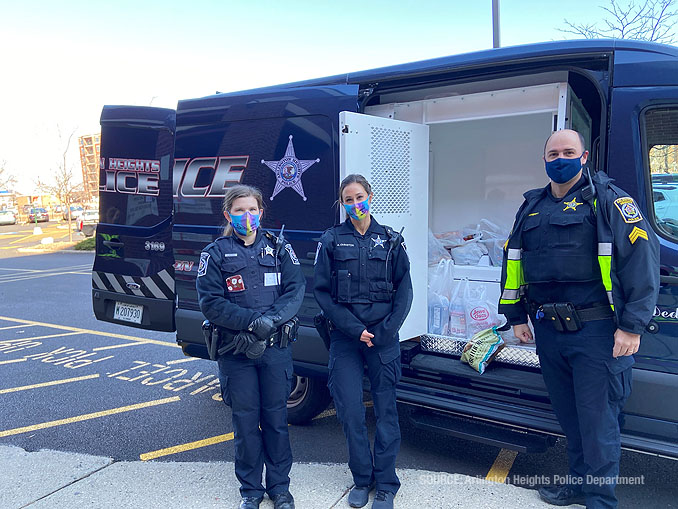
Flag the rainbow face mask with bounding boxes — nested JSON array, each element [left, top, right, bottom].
[[230, 212, 260, 236], [344, 198, 370, 221]]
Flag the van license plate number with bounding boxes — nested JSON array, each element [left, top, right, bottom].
[[114, 302, 143, 324]]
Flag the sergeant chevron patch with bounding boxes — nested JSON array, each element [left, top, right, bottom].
[[629, 226, 649, 244]]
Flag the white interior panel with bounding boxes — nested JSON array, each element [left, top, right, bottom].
[[428, 113, 552, 235], [339, 111, 429, 341]]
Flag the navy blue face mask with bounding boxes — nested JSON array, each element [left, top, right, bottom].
[[544, 154, 583, 184]]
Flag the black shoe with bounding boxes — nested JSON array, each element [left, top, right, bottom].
[[271, 491, 295, 509], [348, 482, 375, 508], [239, 497, 263, 509], [371, 490, 394, 509], [538, 484, 586, 506]]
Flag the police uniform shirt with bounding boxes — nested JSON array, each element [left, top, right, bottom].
[[521, 176, 609, 308], [196, 230, 305, 335], [314, 217, 413, 346]]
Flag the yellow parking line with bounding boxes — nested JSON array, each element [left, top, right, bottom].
[[0, 316, 178, 348], [0, 374, 100, 394], [0, 324, 37, 331], [485, 448, 518, 483], [0, 358, 27, 365], [140, 432, 235, 461], [0, 396, 181, 438]]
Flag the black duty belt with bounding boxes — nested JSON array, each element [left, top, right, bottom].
[[530, 302, 614, 332], [575, 305, 615, 321]]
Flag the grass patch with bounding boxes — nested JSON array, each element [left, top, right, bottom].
[[74, 237, 96, 250]]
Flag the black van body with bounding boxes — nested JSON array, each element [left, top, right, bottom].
[[93, 40, 678, 459]]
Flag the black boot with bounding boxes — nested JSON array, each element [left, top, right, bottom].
[[538, 484, 586, 506], [271, 491, 295, 509], [239, 496, 263, 509]]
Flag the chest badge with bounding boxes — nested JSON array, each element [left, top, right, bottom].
[[261, 135, 320, 202], [372, 235, 386, 248], [262, 245, 275, 258], [226, 275, 246, 292], [563, 198, 583, 211]]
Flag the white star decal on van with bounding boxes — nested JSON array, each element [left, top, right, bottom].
[[261, 135, 320, 201]]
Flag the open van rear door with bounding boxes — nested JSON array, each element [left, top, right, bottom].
[[92, 106, 176, 332], [339, 112, 429, 340]]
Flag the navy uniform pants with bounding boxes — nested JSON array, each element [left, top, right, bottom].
[[328, 330, 402, 495], [533, 317, 634, 509], [217, 344, 294, 499]]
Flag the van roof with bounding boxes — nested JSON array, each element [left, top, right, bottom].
[[184, 39, 678, 107]]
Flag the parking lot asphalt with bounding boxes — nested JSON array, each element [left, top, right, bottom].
[[0, 251, 676, 508]]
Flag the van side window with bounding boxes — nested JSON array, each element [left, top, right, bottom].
[[644, 108, 678, 240]]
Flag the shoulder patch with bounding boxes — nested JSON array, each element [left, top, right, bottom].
[[314, 241, 322, 265], [614, 197, 643, 224], [285, 243, 300, 265], [197, 252, 210, 277]]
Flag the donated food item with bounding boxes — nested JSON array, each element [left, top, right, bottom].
[[429, 229, 451, 266], [428, 290, 449, 335], [450, 241, 487, 265], [460, 326, 505, 374], [463, 282, 501, 338], [447, 279, 466, 337]]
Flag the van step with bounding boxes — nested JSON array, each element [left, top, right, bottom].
[[408, 409, 556, 454]]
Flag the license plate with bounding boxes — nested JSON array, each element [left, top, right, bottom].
[[113, 302, 143, 324]]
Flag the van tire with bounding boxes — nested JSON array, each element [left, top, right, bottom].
[[287, 375, 331, 425]]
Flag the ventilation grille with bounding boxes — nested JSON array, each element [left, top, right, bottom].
[[369, 126, 411, 214]]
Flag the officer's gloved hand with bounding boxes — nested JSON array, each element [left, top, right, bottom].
[[245, 339, 267, 359], [233, 332, 258, 356], [248, 315, 277, 341]]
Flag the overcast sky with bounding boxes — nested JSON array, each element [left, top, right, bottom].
[[1, 0, 672, 194]]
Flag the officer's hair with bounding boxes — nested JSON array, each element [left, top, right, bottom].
[[543, 130, 587, 155], [222, 185, 264, 236], [338, 174, 372, 203]]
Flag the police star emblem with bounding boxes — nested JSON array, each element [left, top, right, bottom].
[[372, 235, 386, 248], [263, 245, 275, 257], [261, 135, 320, 201], [563, 198, 583, 211]]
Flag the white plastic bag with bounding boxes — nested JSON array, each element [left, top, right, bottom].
[[428, 229, 451, 266], [447, 278, 466, 337], [463, 282, 502, 338], [428, 260, 453, 334], [477, 219, 510, 267], [450, 241, 487, 265]]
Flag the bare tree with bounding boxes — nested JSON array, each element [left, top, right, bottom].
[[37, 127, 82, 241], [0, 160, 17, 191], [562, 0, 677, 44]]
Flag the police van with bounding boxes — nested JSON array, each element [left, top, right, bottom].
[[92, 39, 678, 458]]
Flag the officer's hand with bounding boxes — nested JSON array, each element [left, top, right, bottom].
[[613, 329, 640, 357], [248, 315, 276, 340], [233, 332, 258, 355], [360, 329, 374, 348], [512, 324, 533, 343]]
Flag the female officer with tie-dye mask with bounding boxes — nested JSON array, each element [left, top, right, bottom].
[[196, 184, 305, 509], [313, 174, 413, 509]]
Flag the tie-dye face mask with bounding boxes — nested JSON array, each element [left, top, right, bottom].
[[343, 198, 370, 221], [230, 211, 260, 236]]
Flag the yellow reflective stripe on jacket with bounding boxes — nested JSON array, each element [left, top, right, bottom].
[[597, 242, 615, 311], [501, 258, 524, 305]]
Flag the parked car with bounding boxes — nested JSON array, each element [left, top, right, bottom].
[[63, 206, 83, 221], [0, 210, 16, 225], [78, 209, 99, 237], [28, 208, 49, 223]]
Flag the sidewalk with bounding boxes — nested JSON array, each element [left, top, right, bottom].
[[3, 445, 559, 509]]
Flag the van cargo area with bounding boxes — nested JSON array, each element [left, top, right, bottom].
[[363, 74, 596, 369]]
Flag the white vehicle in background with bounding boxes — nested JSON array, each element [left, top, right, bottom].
[[78, 209, 99, 237], [63, 206, 84, 221], [0, 210, 17, 225]]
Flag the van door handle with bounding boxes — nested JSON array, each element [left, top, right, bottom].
[[103, 240, 124, 249]]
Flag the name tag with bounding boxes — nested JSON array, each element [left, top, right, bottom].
[[264, 272, 281, 286], [223, 253, 238, 258]]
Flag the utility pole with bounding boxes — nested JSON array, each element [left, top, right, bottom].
[[492, 0, 501, 48]]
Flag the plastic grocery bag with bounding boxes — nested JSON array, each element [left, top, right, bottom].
[[428, 229, 451, 266], [447, 278, 466, 337], [463, 282, 502, 338], [428, 260, 453, 335], [460, 326, 505, 374], [477, 219, 510, 267], [450, 241, 487, 265]]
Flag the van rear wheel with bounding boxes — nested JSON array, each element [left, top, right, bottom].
[[287, 375, 331, 425]]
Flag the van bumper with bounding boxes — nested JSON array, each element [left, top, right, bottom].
[[91, 289, 176, 332]]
